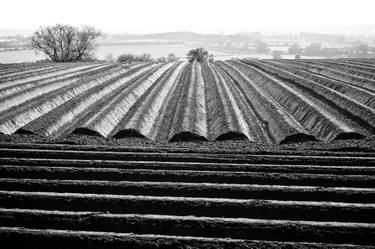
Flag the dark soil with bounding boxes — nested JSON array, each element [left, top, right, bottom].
[[1, 133, 375, 155], [1, 191, 374, 222], [1, 227, 372, 249], [1, 209, 375, 244]]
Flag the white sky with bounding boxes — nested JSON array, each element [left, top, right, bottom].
[[1, 0, 375, 34]]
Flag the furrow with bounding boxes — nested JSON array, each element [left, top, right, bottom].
[[0, 63, 61, 79], [320, 60, 375, 75], [75, 63, 174, 137], [267, 60, 375, 108], [0, 63, 116, 114], [1, 191, 375, 222], [0, 63, 110, 99], [0, 63, 70, 83], [38, 63, 155, 137], [114, 62, 186, 140], [307, 60, 375, 79], [0, 178, 374, 202], [203, 62, 253, 141], [0, 65, 135, 135], [214, 62, 272, 143], [244, 60, 375, 133], [1, 165, 373, 187], [0, 209, 375, 244], [1, 157, 375, 174], [230, 60, 362, 141], [0, 63, 97, 90], [217, 61, 314, 144], [283, 59, 375, 92], [1, 148, 374, 165], [0, 227, 370, 249], [169, 61, 208, 141]]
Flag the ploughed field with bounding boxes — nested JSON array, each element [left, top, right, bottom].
[[0, 142, 374, 248], [1, 58, 375, 144], [1, 59, 375, 248]]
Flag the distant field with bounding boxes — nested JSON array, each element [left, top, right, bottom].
[[0, 44, 229, 63], [0, 58, 374, 145], [0, 44, 322, 63]]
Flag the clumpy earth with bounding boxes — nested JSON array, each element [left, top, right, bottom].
[[0, 133, 374, 154]]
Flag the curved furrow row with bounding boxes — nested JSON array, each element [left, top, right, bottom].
[[200, 62, 226, 140], [202, 62, 254, 141], [229, 60, 362, 141], [0, 64, 115, 113], [319, 60, 375, 74], [116, 62, 186, 140], [243, 60, 375, 133], [0, 63, 88, 88], [0, 65, 140, 135], [0, 63, 68, 83], [17, 63, 154, 137], [337, 58, 375, 67], [0, 63, 112, 99], [282, 59, 375, 92], [213, 63, 272, 144], [216, 61, 313, 144], [168, 61, 208, 141], [76, 63, 174, 138], [0, 63, 57, 77], [305, 60, 375, 78], [264, 60, 375, 109]]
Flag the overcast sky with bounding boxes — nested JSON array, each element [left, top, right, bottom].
[[1, 0, 375, 34]]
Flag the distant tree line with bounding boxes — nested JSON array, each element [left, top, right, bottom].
[[287, 42, 375, 57], [115, 53, 178, 63], [224, 39, 375, 59]]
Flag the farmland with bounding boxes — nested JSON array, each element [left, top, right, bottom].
[[0, 58, 375, 248], [1, 59, 375, 144], [0, 143, 374, 248]]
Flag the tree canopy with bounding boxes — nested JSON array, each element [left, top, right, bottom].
[[187, 48, 209, 63], [31, 24, 102, 62]]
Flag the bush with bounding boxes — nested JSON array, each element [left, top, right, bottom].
[[117, 53, 154, 63], [117, 54, 135, 63], [187, 48, 209, 63]]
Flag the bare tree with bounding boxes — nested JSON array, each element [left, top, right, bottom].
[[31, 24, 102, 62], [187, 48, 209, 63]]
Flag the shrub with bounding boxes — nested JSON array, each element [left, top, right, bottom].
[[187, 48, 209, 63]]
